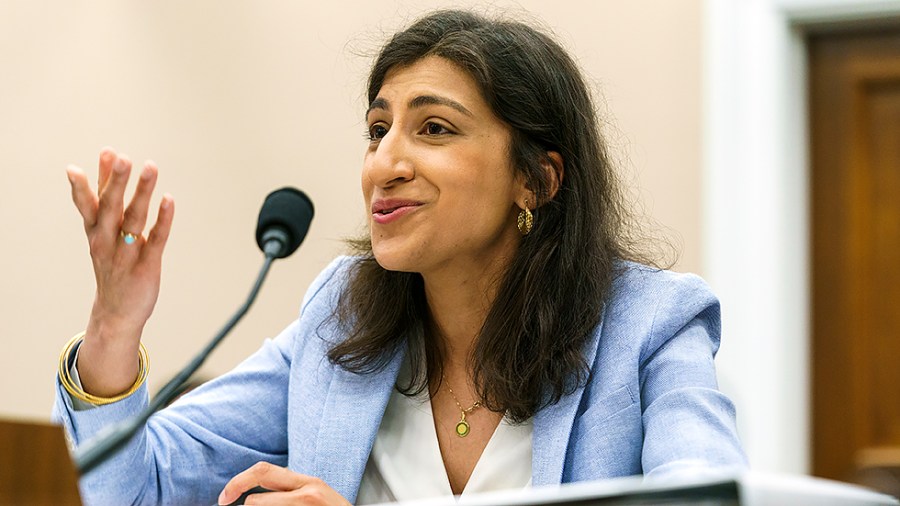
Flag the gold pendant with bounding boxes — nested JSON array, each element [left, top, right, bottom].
[[455, 419, 470, 437], [455, 410, 471, 437]]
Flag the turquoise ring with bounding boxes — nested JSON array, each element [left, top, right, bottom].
[[120, 230, 139, 245]]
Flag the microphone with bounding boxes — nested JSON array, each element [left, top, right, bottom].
[[256, 187, 314, 259], [73, 187, 314, 476]]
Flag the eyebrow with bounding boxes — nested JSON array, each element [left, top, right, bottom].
[[366, 94, 474, 120]]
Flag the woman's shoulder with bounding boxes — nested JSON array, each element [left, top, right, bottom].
[[280, 255, 364, 355], [601, 260, 721, 353], [609, 260, 718, 311], [298, 255, 364, 313]]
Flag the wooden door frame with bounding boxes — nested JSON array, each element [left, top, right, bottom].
[[703, 0, 900, 476]]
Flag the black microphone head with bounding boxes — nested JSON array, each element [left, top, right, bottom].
[[255, 187, 314, 258]]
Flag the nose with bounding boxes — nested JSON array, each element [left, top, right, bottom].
[[363, 128, 415, 189]]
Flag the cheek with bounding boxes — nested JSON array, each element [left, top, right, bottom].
[[452, 163, 518, 213], [441, 186, 516, 242]]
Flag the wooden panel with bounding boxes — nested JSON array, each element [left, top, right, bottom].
[[0, 419, 81, 505], [864, 82, 900, 446], [809, 29, 900, 484]]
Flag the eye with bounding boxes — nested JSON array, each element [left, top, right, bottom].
[[367, 123, 389, 141], [423, 121, 451, 136]]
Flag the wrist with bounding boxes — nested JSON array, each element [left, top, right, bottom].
[[79, 317, 146, 396], [86, 305, 145, 347], [59, 331, 149, 405]]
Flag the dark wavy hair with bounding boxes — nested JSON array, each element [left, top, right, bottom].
[[328, 9, 653, 422]]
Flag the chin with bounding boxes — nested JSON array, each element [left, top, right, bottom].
[[372, 257, 419, 273], [370, 243, 417, 273]]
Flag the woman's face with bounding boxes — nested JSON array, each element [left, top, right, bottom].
[[363, 56, 525, 279]]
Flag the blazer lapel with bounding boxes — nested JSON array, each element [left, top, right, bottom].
[[532, 312, 606, 486], [313, 348, 405, 502], [309, 310, 607, 493]]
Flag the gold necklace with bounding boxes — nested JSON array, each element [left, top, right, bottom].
[[445, 381, 481, 437]]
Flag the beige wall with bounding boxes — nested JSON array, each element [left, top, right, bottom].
[[0, 0, 702, 420]]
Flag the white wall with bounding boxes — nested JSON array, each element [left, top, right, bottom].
[[703, 0, 900, 476], [0, 1, 705, 423]]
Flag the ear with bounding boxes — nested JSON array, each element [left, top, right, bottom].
[[542, 151, 564, 202], [516, 151, 565, 210]]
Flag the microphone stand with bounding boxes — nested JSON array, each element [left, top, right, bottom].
[[73, 253, 276, 476]]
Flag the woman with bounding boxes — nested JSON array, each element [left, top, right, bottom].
[[55, 10, 746, 506]]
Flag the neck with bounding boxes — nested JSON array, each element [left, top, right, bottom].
[[421, 253, 511, 369]]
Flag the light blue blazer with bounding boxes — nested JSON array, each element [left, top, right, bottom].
[[53, 257, 746, 506]]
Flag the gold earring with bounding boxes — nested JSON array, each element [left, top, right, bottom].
[[517, 200, 533, 236]]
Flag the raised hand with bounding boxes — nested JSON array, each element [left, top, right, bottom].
[[66, 147, 174, 397]]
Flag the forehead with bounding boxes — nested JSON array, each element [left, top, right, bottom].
[[371, 56, 488, 113]]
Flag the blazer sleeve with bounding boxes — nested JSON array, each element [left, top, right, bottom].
[[51, 256, 350, 506], [637, 272, 748, 479]]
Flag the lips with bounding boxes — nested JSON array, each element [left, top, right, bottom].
[[371, 198, 423, 224]]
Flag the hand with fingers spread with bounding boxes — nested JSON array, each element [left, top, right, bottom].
[[66, 147, 175, 398], [218, 462, 351, 506]]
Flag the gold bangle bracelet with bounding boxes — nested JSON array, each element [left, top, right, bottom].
[[58, 331, 149, 406]]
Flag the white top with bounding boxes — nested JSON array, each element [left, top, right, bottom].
[[356, 386, 533, 505]]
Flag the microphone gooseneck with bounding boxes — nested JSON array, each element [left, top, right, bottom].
[[74, 187, 314, 476]]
